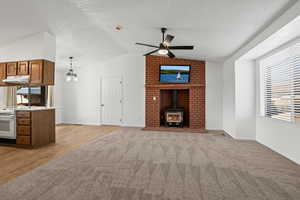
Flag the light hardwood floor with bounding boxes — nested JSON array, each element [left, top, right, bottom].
[[0, 124, 119, 184]]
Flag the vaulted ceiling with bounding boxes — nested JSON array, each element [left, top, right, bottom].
[[0, 0, 297, 63]]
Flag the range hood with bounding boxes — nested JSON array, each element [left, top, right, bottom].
[[3, 75, 30, 84]]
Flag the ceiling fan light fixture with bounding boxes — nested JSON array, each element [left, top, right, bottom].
[[136, 27, 194, 58], [158, 48, 168, 55], [163, 41, 169, 46]]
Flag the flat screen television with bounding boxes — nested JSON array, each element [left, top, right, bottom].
[[159, 65, 190, 83]]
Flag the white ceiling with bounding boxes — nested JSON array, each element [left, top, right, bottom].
[[240, 16, 300, 60], [0, 0, 297, 63]]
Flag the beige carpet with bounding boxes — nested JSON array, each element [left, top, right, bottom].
[[1, 128, 300, 200]]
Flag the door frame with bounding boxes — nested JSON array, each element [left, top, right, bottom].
[[100, 76, 124, 126]]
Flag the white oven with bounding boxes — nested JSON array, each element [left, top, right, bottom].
[[0, 113, 16, 139]]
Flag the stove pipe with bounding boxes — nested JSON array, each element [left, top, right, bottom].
[[172, 90, 178, 108]]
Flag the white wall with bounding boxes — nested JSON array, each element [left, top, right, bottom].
[[221, 1, 300, 163], [222, 59, 256, 140], [256, 117, 300, 164], [206, 62, 223, 130], [0, 32, 55, 62], [222, 1, 300, 138], [57, 57, 224, 129], [255, 42, 300, 164], [54, 69, 65, 124], [235, 60, 256, 140], [222, 59, 236, 137], [59, 54, 145, 127], [100, 55, 145, 127], [62, 63, 103, 125]]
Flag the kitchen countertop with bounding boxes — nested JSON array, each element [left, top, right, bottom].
[[15, 106, 55, 111]]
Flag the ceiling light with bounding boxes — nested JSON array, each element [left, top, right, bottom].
[[65, 57, 78, 82], [115, 25, 123, 31], [158, 49, 168, 55], [65, 69, 73, 82], [73, 73, 78, 82], [163, 41, 170, 46]]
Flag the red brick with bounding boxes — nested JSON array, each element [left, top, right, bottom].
[[145, 55, 205, 129]]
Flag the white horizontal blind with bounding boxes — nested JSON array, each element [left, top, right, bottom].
[[261, 42, 300, 123], [292, 43, 300, 123]]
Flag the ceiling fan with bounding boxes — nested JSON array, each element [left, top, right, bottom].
[[136, 27, 194, 58]]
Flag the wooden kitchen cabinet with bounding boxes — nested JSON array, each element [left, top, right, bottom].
[[29, 60, 55, 85], [17, 61, 29, 75], [16, 136, 31, 146], [6, 62, 17, 76], [30, 60, 43, 84], [16, 109, 55, 147], [0, 59, 55, 86], [17, 126, 31, 136], [0, 63, 6, 85]]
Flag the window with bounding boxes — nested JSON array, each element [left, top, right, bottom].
[[260, 42, 300, 123], [16, 86, 47, 106]]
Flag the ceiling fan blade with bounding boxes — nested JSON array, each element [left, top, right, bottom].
[[144, 49, 159, 56], [167, 51, 175, 58], [164, 34, 175, 44], [169, 46, 194, 50], [136, 43, 159, 48]]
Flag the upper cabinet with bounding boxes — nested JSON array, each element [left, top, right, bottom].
[[0, 60, 55, 86], [6, 62, 17, 76], [17, 61, 29, 75], [30, 60, 43, 84], [29, 60, 55, 85], [0, 63, 7, 86]]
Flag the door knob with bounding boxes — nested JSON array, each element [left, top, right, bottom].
[[101, 104, 104, 107]]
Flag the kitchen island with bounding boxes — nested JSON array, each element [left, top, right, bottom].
[[16, 107, 55, 147]]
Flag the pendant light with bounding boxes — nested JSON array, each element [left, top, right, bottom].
[[65, 56, 78, 82]]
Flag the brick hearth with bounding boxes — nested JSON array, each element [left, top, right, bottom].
[[144, 55, 206, 133]]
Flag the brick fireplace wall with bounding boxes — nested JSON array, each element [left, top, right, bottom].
[[145, 55, 206, 131]]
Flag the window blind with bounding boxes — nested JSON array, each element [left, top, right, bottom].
[[262, 42, 300, 123]]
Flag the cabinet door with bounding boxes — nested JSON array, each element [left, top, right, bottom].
[[43, 60, 55, 85], [30, 60, 43, 84], [17, 61, 29, 75], [0, 63, 6, 84], [6, 62, 17, 76], [16, 136, 31, 145]]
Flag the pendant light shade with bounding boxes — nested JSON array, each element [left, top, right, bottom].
[[65, 57, 78, 82], [73, 73, 78, 82]]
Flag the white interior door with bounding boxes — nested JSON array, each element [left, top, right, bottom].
[[101, 76, 123, 125]]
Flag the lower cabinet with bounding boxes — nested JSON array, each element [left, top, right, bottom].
[[16, 109, 55, 147], [16, 136, 31, 145]]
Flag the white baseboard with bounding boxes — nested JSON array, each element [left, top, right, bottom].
[[206, 128, 223, 131], [121, 124, 145, 128], [59, 121, 101, 126]]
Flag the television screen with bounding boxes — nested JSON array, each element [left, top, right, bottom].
[[160, 65, 190, 83]]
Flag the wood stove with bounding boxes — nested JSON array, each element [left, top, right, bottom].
[[164, 90, 184, 127]]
